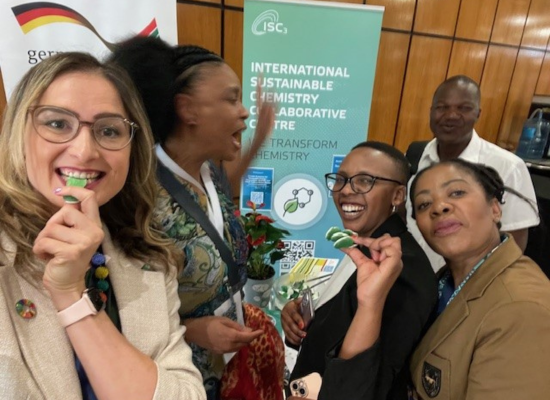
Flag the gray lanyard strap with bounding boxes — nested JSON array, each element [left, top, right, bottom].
[[156, 163, 241, 289]]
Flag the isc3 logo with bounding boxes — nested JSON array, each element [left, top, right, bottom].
[[251, 10, 288, 36]]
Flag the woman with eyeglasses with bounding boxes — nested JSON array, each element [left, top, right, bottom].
[[0, 53, 205, 399], [283, 141, 437, 400]]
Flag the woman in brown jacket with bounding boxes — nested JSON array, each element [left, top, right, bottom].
[[408, 159, 550, 400]]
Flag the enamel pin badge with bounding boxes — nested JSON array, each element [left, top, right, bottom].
[[422, 361, 441, 398]]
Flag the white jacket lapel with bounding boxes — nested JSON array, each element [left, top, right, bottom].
[[5, 269, 82, 399], [101, 229, 170, 357]]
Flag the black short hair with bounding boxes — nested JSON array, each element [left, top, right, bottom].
[[433, 75, 481, 105], [351, 141, 410, 183], [108, 36, 224, 144]]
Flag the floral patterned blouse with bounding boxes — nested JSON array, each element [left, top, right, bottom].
[[154, 162, 248, 398]]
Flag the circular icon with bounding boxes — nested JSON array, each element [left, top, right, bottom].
[[15, 299, 37, 319], [272, 174, 327, 230]]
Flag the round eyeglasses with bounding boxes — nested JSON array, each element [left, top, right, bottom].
[[29, 106, 138, 150], [325, 172, 403, 194]]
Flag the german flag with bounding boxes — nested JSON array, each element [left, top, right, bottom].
[[12, 2, 96, 35], [12, 2, 161, 50]]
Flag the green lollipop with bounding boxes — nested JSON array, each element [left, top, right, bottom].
[[64, 176, 87, 204], [325, 226, 357, 249], [334, 236, 355, 249], [325, 226, 341, 240]]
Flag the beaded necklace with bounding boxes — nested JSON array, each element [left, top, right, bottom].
[[88, 252, 110, 302], [438, 235, 508, 311], [86, 249, 121, 331]]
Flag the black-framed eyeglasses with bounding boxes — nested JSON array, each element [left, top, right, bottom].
[[28, 106, 138, 151], [325, 172, 403, 194]]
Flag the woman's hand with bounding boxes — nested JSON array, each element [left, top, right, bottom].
[[336, 234, 403, 360], [184, 316, 263, 354], [342, 234, 403, 309], [33, 186, 104, 310], [251, 77, 275, 150], [282, 298, 306, 345]]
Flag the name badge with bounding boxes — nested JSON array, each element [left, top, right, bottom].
[[214, 289, 244, 364]]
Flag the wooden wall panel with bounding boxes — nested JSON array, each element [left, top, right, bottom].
[[521, 0, 550, 50], [476, 46, 518, 144], [413, 0, 461, 36], [394, 36, 452, 151], [225, 0, 243, 7], [535, 52, 550, 95], [499, 49, 545, 148], [455, 0, 498, 42], [491, 0, 530, 46], [367, 31, 410, 144], [366, 0, 416, 31], [177, 3, 221, 54], [318, 0, 363, 4], [224, 11, 244, 83], [447, 41, 488, 83]]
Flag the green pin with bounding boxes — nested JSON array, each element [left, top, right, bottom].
[[64, 176, 87, 204]]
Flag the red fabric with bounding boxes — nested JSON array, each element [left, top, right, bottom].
[[221, 303, 285, 400]]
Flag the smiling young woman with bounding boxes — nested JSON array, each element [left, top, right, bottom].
[[282, 141, 437, 400], [0, 52, 205, 400]]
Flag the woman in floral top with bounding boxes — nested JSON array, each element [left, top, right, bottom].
[[110, 37, 279, 399]]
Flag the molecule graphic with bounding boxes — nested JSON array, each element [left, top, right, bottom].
[[283, 187, 314, 216]]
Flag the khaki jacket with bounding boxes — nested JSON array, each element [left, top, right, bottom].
[[410, 237, 550, 400], [0, 228, 205, 400]]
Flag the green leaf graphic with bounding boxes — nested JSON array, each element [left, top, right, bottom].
[[283, 198, 299, 216]]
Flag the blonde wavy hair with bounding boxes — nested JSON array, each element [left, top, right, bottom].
[[0, 52, 182, 281]]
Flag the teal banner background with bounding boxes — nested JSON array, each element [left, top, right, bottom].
[[241, 0, 383, 275]]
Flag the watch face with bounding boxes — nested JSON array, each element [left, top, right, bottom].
[[86, 288, 105, 311]]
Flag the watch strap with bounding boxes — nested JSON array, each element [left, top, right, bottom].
[[57, 290, 99, 328]]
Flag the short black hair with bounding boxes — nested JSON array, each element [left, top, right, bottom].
[[351, 141, 410, 184], [108, 36, 224, 144], [433, 75, 481, 105]]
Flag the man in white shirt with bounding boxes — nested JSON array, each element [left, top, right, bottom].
[[406, 75, 540, 271]]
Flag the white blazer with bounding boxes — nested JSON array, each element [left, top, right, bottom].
[[0, 228, 205, 400]]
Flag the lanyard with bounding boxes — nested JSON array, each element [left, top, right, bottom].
[[155, 145, 224, 237], [438, 235, 508, 309]]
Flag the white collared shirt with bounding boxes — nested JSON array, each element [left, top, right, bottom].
[[406, 130, 540, 271], [155, 145, 225, 237]]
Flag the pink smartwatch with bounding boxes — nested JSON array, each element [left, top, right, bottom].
[[57, 288, 104, 328]]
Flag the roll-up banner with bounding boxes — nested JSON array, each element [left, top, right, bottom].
[[0, 0, 178, 98], [241, 0, 384, 275]]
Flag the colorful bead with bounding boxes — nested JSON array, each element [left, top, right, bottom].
[[99, 292, 107, 303], [97, 279, 110, 292], [15, 299, 37, 319], [95, 266, 109, 280], [91, 252, 106, 266]]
